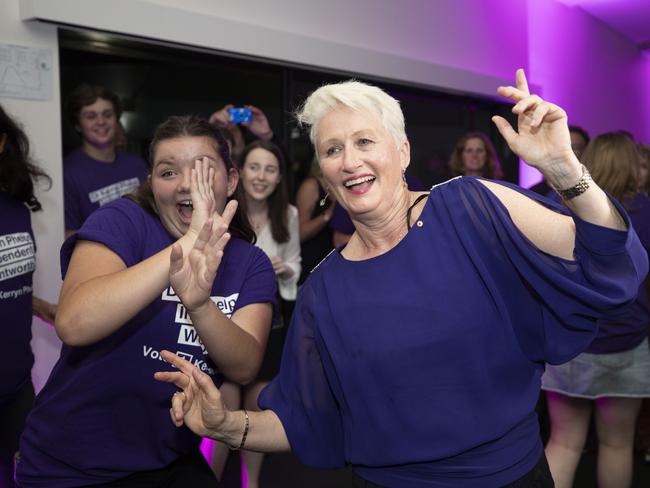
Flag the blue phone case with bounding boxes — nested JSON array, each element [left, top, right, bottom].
[[228, 107, 253, 124]]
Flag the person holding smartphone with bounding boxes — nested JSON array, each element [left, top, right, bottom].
[[209, 104, 275, 165]]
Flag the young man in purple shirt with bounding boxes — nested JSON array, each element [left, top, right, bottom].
[[63, 84, 148, 236]]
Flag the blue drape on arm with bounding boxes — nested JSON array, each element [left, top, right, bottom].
[[449, 178, 648, 364], [258, 276, 346, 468]]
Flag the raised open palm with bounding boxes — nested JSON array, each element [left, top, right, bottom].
[[170, 200, 238, 312]]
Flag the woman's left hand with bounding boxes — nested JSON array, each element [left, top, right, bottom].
[[32, 296, 57, 324], [155, 350, 228, 436], [270, 256, 292, 279], [170, 201, 238, 313], [492, 69, 576, 174]]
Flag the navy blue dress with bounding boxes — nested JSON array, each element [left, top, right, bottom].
[[259, 177, 648, 487]]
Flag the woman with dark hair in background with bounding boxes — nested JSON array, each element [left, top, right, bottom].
[[212, 140, 300, 488], [637, 143, 649, 194], [543, 132, 650, 488], [0, 104, 55, 488], [295, 155, 335, 284], [16, 116, 276, 487], [63, 84, 148, 236], [448, 131, 503, 179]]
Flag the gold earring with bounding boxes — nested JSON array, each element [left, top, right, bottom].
[[319, 193, 329, 207]]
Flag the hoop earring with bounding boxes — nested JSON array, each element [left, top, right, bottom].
[[319, 193, 329, 207], [402, 171, 408, 190]]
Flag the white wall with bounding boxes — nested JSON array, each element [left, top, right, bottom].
[[1, 1, 63, 391], [21, 0, 524, 97], [144, 0, 530, 81]]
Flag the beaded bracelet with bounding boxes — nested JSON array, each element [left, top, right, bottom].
[[553, 164, 592, 200], [229, 409, 249, 451]]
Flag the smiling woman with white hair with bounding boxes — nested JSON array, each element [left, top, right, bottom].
[[155, 70, 648, 487]]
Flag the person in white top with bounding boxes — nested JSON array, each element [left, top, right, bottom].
[[241, 141, 301, 301], [211, 140, 300, 488]]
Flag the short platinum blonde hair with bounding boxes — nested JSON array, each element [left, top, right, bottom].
[[296, 80, 406, 149]]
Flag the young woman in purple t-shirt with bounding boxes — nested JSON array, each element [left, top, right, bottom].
[[17, 116, 276, 487], [0, 104, 56, 488]]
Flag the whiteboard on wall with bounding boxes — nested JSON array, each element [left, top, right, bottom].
[[0, 43, 53, 100]]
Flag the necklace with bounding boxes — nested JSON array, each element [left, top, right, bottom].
[[406, 193, 430, 230]]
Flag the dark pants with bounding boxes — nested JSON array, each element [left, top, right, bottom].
[[0, 381, 34, 488], [79, 452, 219, 488], [352, 454, 554, 487]]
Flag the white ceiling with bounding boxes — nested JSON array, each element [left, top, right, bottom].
[[558, 0, 650, 48]]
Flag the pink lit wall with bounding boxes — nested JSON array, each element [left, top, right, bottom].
[[519, 1, 650, 187], [146, 0, 529, 81], [528, 0, 650, 143]]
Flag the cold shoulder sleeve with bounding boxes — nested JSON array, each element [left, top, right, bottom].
[[439, 178, 648, 364], [257, 275, 345, 468]]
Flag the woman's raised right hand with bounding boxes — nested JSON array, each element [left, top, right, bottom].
[[187, 157, 216, 238], [170, 200, 238, 313]]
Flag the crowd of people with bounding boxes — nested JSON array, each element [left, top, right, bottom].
[[1, 66, 649, 488]]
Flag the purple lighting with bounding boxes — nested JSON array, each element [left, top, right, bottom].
[[518, 160, 544, 189], [529, 0, 649, 144], [200, 437, 214, 463]]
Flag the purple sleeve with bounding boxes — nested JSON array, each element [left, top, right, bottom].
[[64, 169, 83, 230], [231, 245, 278, 313], [630, 195, 650, 250], [60, 200, 146, 277], [406, 174, 426, 191], [447, 178, 648, 364], [329, 204, 355, 235], [258, 279, 345, 468]]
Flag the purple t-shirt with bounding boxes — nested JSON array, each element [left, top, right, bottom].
[[586, 192, 650, 353], [17, 198, 276, 488], [0, 192, 35, 403], [260, 177, 647, 487], [64, 148, 148, 230]]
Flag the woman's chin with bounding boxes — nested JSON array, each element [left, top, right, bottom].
[[161, 216, 187, 239]]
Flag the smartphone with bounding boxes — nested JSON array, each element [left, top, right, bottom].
[[228, 107, 253, 124]]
